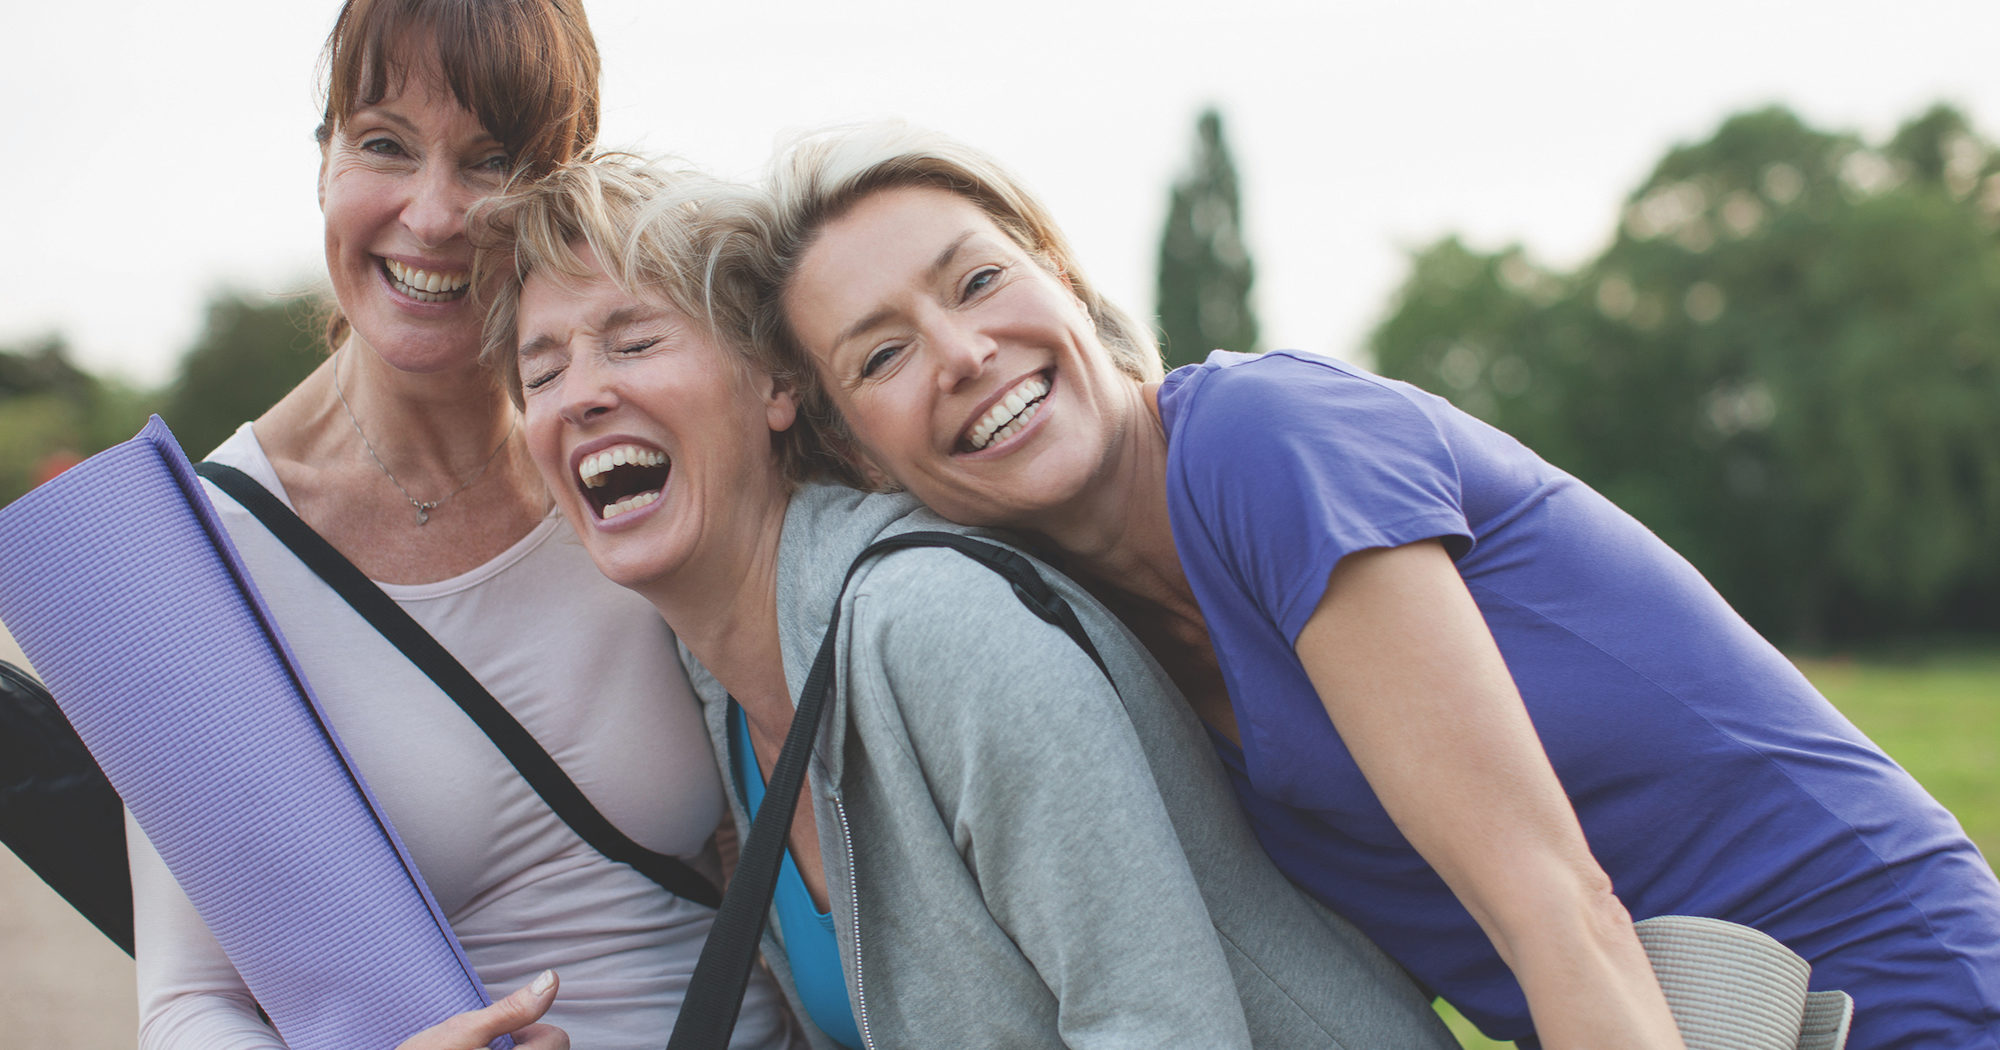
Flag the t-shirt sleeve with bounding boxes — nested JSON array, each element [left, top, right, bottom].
[[129, 812, 288, 1050], [1166, 354, 1474, 643]]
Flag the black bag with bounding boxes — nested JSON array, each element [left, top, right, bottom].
[[0, 658, 133, 954]]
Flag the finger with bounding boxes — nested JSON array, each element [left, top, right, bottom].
[[508, 1023, 572, 1050], [398, 970, 559, 1050]]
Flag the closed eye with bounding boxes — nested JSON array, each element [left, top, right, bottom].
[[522, 364, 563, 392]]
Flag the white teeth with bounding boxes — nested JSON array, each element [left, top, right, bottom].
[[384, 259, 471, 299], [577, 445, 667, 487], [965, 374, 1052, 451], [599, 489, 660, 520]]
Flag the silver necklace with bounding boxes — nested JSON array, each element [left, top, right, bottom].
[[331, 352, 516, 526]]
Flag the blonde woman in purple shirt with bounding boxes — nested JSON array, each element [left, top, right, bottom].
[[727, 122, 2000, 1050]]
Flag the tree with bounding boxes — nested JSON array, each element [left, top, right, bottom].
[[1156, 108, 1259, 369], [0, 336, 154, 506], [1371, 104, 2000, 644], [159, 291, 327, 459]]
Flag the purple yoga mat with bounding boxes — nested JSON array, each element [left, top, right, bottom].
[[0, 417, 504, 1049]]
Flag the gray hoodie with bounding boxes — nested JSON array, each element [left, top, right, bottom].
[[683, 483, 1454, 1049]]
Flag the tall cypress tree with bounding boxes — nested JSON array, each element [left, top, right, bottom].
[[1156, 108, 1259, 369]]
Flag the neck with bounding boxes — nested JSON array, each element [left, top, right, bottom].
[[1033, 380, 1200, 619], [331, 336, 517, 475], [641, 485, 796, 728]]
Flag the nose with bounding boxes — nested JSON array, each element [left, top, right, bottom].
[[931, 317, 997, 393], [558, 352, 618, 426], [402, 163, 474, 248]]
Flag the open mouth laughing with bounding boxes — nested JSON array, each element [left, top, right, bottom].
[[383, 259, 471, 304], [959, 372, 1052, 453], [578, 443, 671, 520]]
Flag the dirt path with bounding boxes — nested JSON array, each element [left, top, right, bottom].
[[0, 847, 136, 1047]]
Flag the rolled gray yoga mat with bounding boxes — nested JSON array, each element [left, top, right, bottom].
[[0, 417, 503, 1050], [1637, 914, 1853, 1050]]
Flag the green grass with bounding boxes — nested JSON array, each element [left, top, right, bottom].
[[1435, 645, 2000, 1048]]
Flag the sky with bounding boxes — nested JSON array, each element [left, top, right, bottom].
[[3, 0, 1998, 387]]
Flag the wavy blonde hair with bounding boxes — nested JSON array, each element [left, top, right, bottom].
[[471, 154, 844, 485]]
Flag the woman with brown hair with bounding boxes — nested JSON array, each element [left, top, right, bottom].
[[747, 123, 2000, 1050], [126, 4, 795, 1048]]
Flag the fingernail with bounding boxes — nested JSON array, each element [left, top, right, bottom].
[[530, 969, 556, 996]]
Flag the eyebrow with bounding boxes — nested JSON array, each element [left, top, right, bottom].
[[349, 106, 418, 136], [516, 330, 560, 362], [516, 304, 660, 362], [829, 229, 978, 354], [600, 305, 653, 333]]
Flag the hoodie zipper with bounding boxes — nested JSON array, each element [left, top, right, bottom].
[[830, 792, 875, 1050]]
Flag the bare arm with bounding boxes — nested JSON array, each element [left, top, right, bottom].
[[1293, 539, 1684, 1050]]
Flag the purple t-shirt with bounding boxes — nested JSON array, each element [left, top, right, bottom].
[[1158, 350, 2000, 1049]]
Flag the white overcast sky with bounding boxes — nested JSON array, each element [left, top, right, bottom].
[[3, 0, 1998, 387]]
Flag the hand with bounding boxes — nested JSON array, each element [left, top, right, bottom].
[[394, 970, 570, 1050]]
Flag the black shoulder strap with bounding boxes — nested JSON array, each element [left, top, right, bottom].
[[862, 530, 1113, 683], [194, 460, 720, 910], [667, 529, 1111, 1049]]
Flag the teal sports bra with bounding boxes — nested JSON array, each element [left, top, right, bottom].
[[726, 702, 863, 1048]]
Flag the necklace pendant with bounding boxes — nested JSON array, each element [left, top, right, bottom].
[[415, 506, 429, 526], [413, 499, 440, 526]]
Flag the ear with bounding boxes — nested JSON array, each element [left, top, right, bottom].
[[762, 374, 799, 434], [317, 144, 331, 213]]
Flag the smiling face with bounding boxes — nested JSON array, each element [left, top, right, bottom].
[[319, 56, 510, 373], [517, 246, 797, 595], [782, 185, 1142, 531]]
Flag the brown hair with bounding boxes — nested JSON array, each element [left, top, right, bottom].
[[471, 155, 843, 486], [316, 0, 601, 349], [725, 122, 1164, 479]]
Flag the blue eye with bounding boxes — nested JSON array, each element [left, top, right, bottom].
[[860, 344, 902, 378], [361, 136, 405, 157], [962, 267, 1001, 301]]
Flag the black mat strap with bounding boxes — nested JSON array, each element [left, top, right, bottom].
[[196, 460, 720, 910]]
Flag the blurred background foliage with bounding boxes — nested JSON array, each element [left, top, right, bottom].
[[1158, 107, 1260, 368], [1369, 101, 2000, 646], [6, 100, 2000, 648], [0, 292, 323, 506]]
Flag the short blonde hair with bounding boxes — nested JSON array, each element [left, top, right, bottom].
[[725, 122, 1163, 475], [471, 154, 841, 485]]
